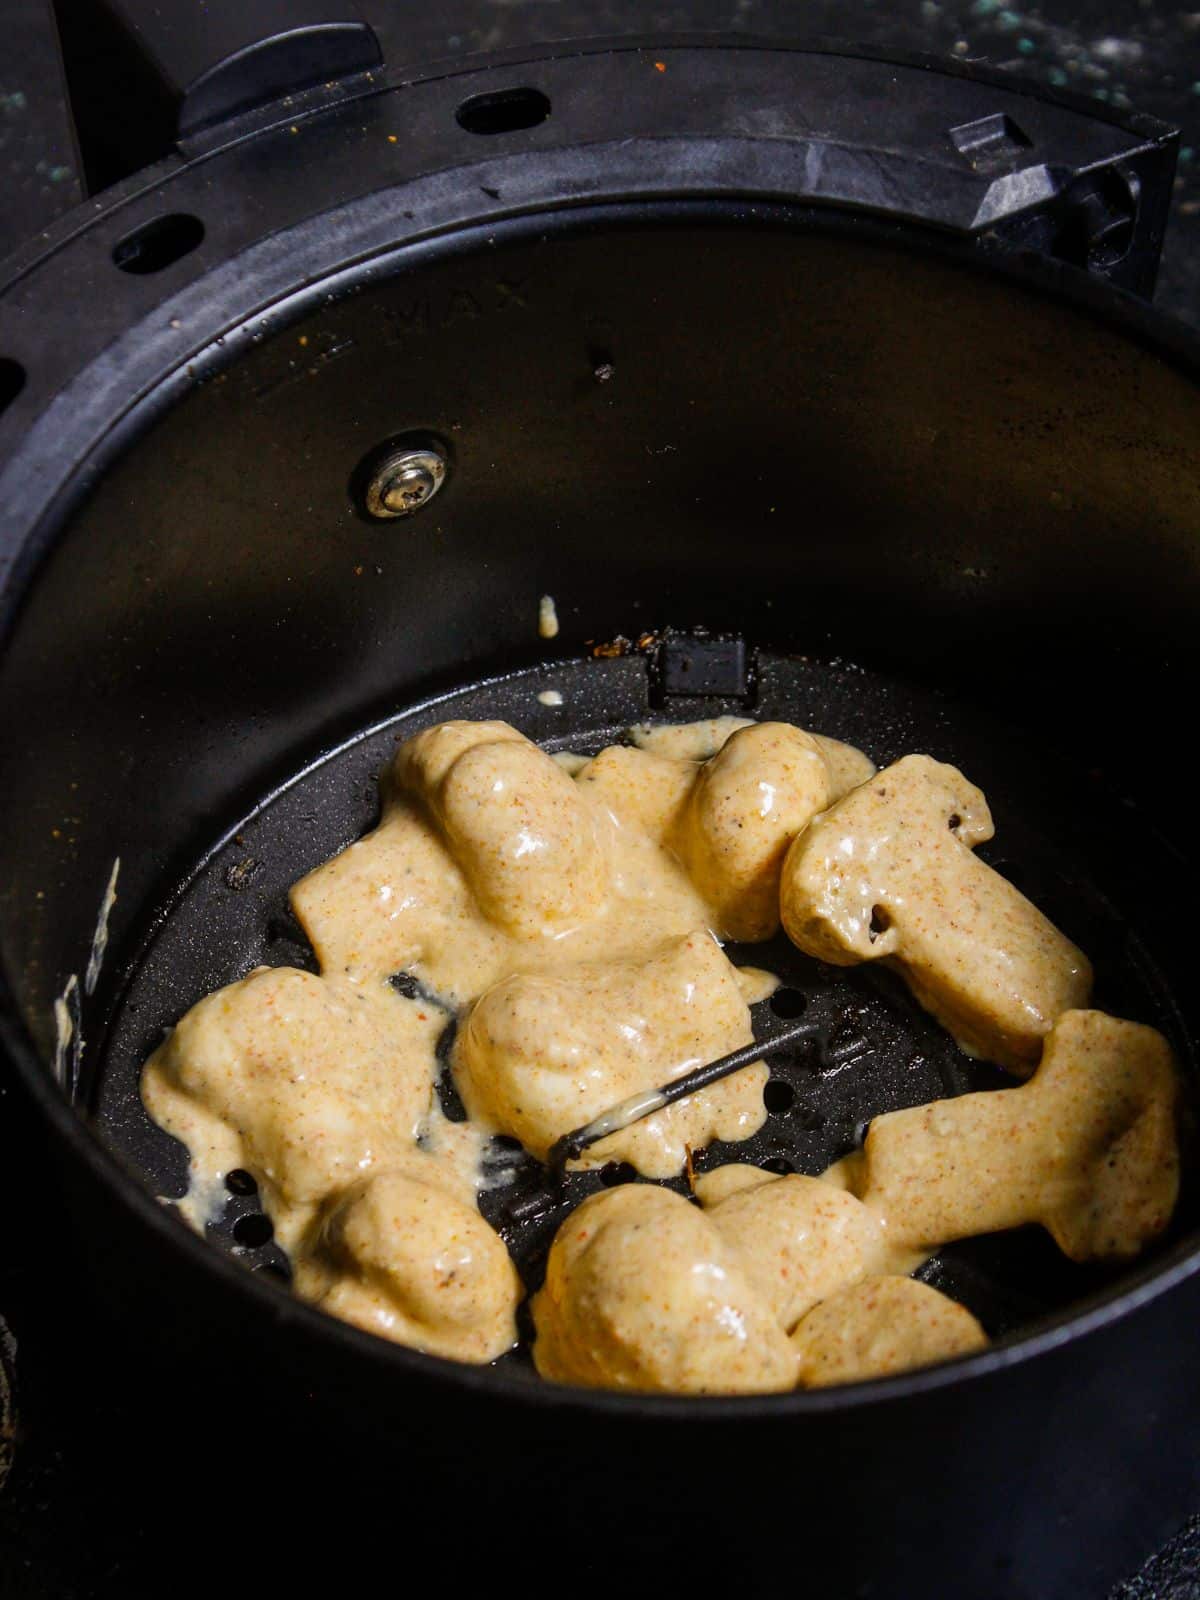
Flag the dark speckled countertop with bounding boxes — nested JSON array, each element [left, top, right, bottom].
[[1, 3, 1199, 1595]]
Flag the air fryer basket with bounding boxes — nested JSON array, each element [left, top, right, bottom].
[[4, 39, 1200, 1598]]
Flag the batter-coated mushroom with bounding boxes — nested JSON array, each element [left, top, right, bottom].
[[696, 1167, 891, 1330], [453, 932, 766, 1178], [573, 744, 698, 842], [297, 1164, 523, 1362], [844, 1009, 1180, 1261], [532, 1185, 799, 1393], [141, 967, 441, 1223], [629, 716, 876, 795], [780, 753, 1092, 1071], [395, 719, 610, 937], [292, 721, 710, 1001], [791, 1276, 987, 1387], [672, 722, 835, 942]]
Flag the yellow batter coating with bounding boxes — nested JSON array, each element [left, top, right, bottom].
[[294, 1164, 522, 1362], [142, 967, 441, 1232], [842, 1009, 1180, 1260], [780, 753, 1093, 1072], [453, 933, 767, 1178], [697, 1167, 891, 1330], [160, 716, 886, 1364], [292, 725, 713, 1004], [574, 744, 697, 842], [672, 722, 833, 942], [532, 1185, 799, 1393], [533, 1178, 985, 1392], [143, 713, 1179, 1385], [395, 720, 611, 938], [629, 716, 876, 796], [791, 1276, 988, 1387]]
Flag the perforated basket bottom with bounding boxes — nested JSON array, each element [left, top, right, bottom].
[[93, 647, 1195, 1376]]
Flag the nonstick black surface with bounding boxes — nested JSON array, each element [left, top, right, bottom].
[[93, 644, 1195, 1374]]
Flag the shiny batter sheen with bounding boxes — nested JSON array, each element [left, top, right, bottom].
[[294, 1162, 524, 1363], [780, 753, 1093, 1072], [673, 723, 834, 942], [454, 933, 767, 1177], [532, 1185, 801, 1393], [142, 967, 443, 1235]]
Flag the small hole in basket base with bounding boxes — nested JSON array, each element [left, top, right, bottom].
[[769, 987, 807, 1019], [760, 1156, 794, 1176], [763, 1078, 796, 1113], [225, 1169, 258, 1196], [599, 1161, 639, 1188], [233, 1213, 274, 1248]]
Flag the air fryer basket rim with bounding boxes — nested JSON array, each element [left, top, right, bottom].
[[6, 627, 1200, 1422], [3, 56, 1200, 1412]]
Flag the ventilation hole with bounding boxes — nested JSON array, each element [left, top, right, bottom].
[[456, 86, 551, 136], [948, 813, 962, 832], [0, 357, 25, 416], [436, 1082, 468, 1126], [225, 1169, 258, 1197], [868, 906, 890, 943], [233, 1213, 274, 1248], [599, 1161, 639, 1187], [797, 1107, 827, 1133], [253, 1257, 291, 1283], [112, 212, 205, 275], [760, 1156, 794, 1176], [769, 987, 807, 1019], [763, 1078, 796, 1113]]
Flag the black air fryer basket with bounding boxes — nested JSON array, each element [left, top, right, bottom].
[[3, 16, 1200, 1597]]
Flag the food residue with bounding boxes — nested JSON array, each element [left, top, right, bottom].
[[538, 595, 559, 638]]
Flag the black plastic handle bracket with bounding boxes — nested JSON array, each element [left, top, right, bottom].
[[11, 35, 1182, 300], [977, 147, 1175, 299], [99, 0, 382, 137]]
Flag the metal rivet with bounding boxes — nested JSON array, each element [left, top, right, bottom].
[[365, 446, 447, 519]]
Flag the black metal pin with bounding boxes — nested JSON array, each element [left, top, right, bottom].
[[546, 1005, 865, 1172]]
